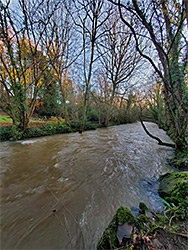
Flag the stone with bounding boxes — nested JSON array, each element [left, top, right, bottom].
[[158, 172, 188, 196], [152, 239, 163, 249], [117, 223, 133, 245]]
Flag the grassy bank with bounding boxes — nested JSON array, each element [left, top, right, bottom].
[[0, 114, 123, 142], [0, 119, 109, 141]]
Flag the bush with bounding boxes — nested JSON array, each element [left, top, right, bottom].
[[70, 121, 81, 130], [48, 116, 65, 125], [87, 108, 99, 122], [0, 126, 12, 141], [84, 121, 102, 131], [0, 126, 24, 141], [23, 127, 43, 138], [0, 120, 104, 141], [22, 124, 72, 139], [56, 124, 72, 134]]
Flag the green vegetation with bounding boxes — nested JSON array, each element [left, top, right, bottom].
[[37, 82, 62, 118], [139, 202, 148, 215], [159, 172, 188, 196], [0, 1, 187, 248], [0, 126, 12, 141], [0, 115, 12, 123], [0, 0, 187, 148], [170, 147, 188, 170], [97, 217, 118, 250], [0, 119, 107, 141], [98, 170, 188, 250], [117, 207, 138, 225], [159, 172, 188, 222]]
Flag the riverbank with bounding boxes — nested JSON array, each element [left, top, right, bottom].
[[97, 162, 188, 250], [1, 115, 187, 249], [0, 121, 183, 249], [0, 120, 110, 141]]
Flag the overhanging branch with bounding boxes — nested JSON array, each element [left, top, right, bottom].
[[139, 117, 175, 148]]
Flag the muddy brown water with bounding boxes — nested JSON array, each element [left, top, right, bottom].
[[0, 122, 174, 249]]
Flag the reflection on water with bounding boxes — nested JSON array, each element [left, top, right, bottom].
[[0, 122, 174, 249]]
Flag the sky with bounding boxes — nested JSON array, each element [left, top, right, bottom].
[[1, 0, 13, 4]]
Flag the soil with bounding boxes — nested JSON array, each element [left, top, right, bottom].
[[0, 110, 8, 116], [0, 122, 12, 127], [0, 122, 47, 127], [153, 228, 188, 250]]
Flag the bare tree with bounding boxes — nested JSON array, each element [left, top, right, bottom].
[[72, 0, 112, 133], [0, 0, 58, 130], [44, 0, 81, 125], [98, 14, 142, 126], [109, 0, 188, 148]]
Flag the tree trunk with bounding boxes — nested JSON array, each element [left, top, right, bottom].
[[79, 85, 89, 133], [80, 40, 95, 133], [62, 94, 70, 126], [104, 86, 116, 127]]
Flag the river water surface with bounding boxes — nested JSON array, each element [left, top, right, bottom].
[[0, 122, 174, 249]]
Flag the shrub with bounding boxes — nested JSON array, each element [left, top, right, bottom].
[[117, 206, 138, 225], [0, 126, 12, 141], [22, 127, 43, 138], [70, 121, 81, 130], [84, 121, 98, 131], [56, 124, 72, 133], [87, 108, 99, 122], [22, 124, 72, 139]]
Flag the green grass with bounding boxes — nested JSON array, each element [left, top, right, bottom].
[[0, 115, 12, 123], [0, 115, 44, 125], [0, 115, 47, 124]]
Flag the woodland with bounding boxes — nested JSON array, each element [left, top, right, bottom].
[[0, 0, 187, 148], [0, 1, 188, 249]]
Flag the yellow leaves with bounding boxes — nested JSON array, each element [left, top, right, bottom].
[[37, 78, 42, 87], [46, 77, 55, 87], [10, 68, 17, 79], [1, 66, 6, 81]]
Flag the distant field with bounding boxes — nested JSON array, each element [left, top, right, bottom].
[[0, 115, 12, 124], [0, 115, 48, 127]]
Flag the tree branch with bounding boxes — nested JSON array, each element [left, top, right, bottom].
[[139, 117, 175, 148]]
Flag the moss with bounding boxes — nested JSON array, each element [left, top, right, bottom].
[[176, 158, 188, 164], [139, 202, 148, 214], [97, 216, 119, 250], [117, 206, 138, 225], [159, 173, 188, 222], [97, 207, 139, 249], [159, 172, 188, 196], [164, 181, 188, 211], [139, 214, 149, 224]]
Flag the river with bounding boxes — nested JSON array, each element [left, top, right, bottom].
[[0, 122, 174, 249]]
